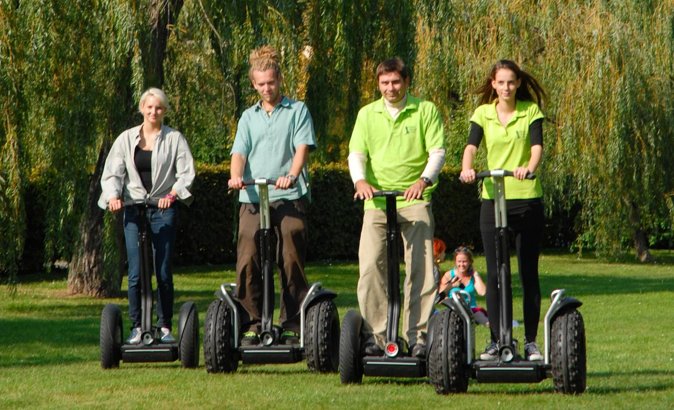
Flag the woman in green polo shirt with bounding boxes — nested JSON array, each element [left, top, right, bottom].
[[459, 59, 547, 362]]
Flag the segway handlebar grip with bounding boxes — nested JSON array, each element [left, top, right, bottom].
[[476, 169, 536, 180], [242, 178, 277, 186], [371, 190, 403, 198], [123, 198, 161, 207]]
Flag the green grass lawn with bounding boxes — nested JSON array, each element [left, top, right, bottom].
[[1, 252, 673, 409]]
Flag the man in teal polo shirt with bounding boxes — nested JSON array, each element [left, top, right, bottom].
[[228, 45, 316, 346], [348, 57, 445, 358]]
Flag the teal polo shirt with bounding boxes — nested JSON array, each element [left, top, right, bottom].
[[349, 95, 445, 210], [231, 96, 316, 203], [470, 100, 544, 200]]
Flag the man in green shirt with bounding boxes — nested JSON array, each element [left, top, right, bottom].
[[348, 57, 445, 358]]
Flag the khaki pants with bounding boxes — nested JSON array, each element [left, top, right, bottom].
[[357, 202, 436, 347]]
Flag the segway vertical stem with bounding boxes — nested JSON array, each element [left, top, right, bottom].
[[257, 181, 274, 335], [384, 193, 401, 344], [491, 173, 513, 350]]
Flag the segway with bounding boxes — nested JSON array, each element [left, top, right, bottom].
[[203, 178, 340, 373], [428, 169, 586, 394], [100, 199, 200, 369], [339, 190, 430, 384]]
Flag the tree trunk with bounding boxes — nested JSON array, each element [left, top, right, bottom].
[[142, 0, 184, 87], [67, 144, 116, 297], [629, 200, 653, 263]]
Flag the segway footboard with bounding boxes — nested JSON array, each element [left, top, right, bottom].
[[363, 357, 426, 378], [121, 343, 178, 362], [473, 361, 548, 383]]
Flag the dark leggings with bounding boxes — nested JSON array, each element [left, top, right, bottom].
[[480, 199, 544, 343]]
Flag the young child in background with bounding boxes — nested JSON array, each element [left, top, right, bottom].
[[438, 247, 488, 325]]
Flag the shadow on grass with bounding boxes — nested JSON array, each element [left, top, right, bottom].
[[0, 317, 99, 367]]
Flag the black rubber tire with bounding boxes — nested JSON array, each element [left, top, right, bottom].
[[339, 310, 363, 384], [100, 304, 122, 369], [305, 299, 340, 373], [428, 309, 469, 394], [550, 308, 586, 394], [178, 302, 200, 368], [203, 299, 238, 373]]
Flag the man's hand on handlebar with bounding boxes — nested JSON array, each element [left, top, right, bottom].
[[228, 177, 244, 190], [353, 180, 375, 200], [275, 175, 297, 190], [403, 179, 427, 201]]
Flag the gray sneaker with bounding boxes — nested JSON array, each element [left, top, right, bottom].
[[480, 341, 498, 361], [525, 341, 543, 361], [127, 327, 141, 344], [160, 327, 175, 343]]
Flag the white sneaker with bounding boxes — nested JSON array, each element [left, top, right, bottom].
[[480, 341, 498, 361], [127, 327, 141, 344], [160, 327, 175, 343], [525, 341, 543, 361]]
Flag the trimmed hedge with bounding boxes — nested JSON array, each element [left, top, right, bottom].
[[21, 163, 572, 273], [173, 163, 483, 265]]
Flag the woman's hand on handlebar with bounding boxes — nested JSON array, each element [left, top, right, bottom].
[[108, 198, 122, 213], [459, 168, 476, 184], [353, 180, 375, 200], [513, 166, 530, 180]]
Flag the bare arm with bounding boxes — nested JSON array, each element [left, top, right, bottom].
[[228, 153, 247, 189], [514, 144, 543, 180], [276, 144, 309, 189], [473, 271, 486, 296], [459, 144, 478, 183]]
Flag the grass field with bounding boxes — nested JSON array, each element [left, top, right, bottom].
[[1, 252, 673, 409]]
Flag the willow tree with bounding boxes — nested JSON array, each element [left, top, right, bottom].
[[409, 0, 673, 260], [68, 0, 184, 296], [0, 3, 26, 288], [538, 1, 674, 260]]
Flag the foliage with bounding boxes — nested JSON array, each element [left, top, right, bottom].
[[2, 1, 673, 288]]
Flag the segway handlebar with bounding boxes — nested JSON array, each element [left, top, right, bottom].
[[242, 178, 277, 186], [371, 190, 403, 197], [123, 198, 161, 207], [476, 169, 536, 180]]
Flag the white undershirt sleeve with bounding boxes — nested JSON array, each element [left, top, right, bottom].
[[347, 152, 367, 185], [421, 148, 446, 182]]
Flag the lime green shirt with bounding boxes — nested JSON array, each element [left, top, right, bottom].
[[349, 95, 445, 210], [470, 100, 544, 199]]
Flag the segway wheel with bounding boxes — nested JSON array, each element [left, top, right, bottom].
[[428, 309, 469, 394], [204, 299, 238, 373], [100, 304, 122, 369], [178, 301, 199, 368], [305, 299, 340, 373], [338, 310, 363, 384], [550, 308, 586, 394]]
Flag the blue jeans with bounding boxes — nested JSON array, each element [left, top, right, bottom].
[[124, 205, 176, 330]]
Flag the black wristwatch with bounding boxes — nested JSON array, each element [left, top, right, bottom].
[[420, 177, 432, 187]]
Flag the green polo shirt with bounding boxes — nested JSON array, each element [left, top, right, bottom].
[[349, 95, 445, 210], [231, 96, 316, 203], [470, 100, 544, 200]]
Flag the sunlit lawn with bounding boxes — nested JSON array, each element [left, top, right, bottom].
[[1, 251, 673, 409]]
